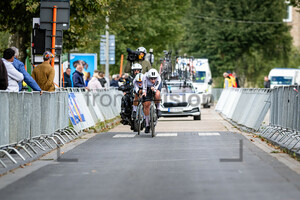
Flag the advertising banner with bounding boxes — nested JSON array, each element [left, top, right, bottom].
[[68, 93, 85, 125], [69, 53, 97, 85]]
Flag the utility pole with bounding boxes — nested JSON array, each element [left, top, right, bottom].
[[105, 16, 109, 81]]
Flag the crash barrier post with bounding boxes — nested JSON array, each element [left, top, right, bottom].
[[215, 88, 271, 131], [259, 85, 300, 154]]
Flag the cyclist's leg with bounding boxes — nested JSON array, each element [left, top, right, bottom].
[[143, 101, 151, 126], [154, 90, 161, 110]]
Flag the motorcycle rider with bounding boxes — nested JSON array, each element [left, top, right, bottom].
[[142, 69, 162, 133]]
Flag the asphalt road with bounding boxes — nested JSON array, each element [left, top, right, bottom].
[[0, 109, 300, 200]]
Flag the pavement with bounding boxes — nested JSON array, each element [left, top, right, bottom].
[[0, 108, 300, 200]]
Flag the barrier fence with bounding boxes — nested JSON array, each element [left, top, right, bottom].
[[215, 88, 271, 131], [0, 88, 123, 168], [259, 85, 300, 154]]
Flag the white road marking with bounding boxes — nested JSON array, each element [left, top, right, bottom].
[[113, 134, 136, 138], [156, 133, 178, 137], [198, 132, 220, 136]]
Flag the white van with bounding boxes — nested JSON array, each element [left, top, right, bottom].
[[268, 68, 300, 88], [192, 59, 213, 108]]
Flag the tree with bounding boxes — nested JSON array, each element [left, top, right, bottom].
[[181, 0, 292, 87]]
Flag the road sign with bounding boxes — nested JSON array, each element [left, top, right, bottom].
[[100, 35, 115, 64]]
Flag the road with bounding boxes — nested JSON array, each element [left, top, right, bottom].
[[0, 108, 300, 200]]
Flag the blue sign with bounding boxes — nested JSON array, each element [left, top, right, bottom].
[[100, 35, 115, 64], [70, 53, 97, 85]]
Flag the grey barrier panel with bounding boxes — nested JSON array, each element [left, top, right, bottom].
[[297, 85, 300, 132], [9, 93, 21, 144], [74, 92, 95, 129], [83, 92, 99, 124], [231, 90, 248, 123], [109, 90, 119, 117], [254, 91, 271, 130], [105, 90, 116, 119], [211, 88, 223, 102], [0, 92, 10, 146], [270, 88, 276, 126], [23, 92, 33, 140], [89, 93, 105, 122], [49, 92, 57, 133], [278, 87, 284, 128], [31, 92, 41, 138], [238, 91, 256, 126], [41, 92, 51, 135], [227, 89, 242, 119], [63, 92, 69, 128], [282, 87, 289, 129], [287, 87, 294, 130], [95, 91, 114, 120]]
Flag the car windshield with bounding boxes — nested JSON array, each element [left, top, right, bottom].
[[194, 71, 206, 83], [271, 76, 293, 85], [163, 83, 194, 93]]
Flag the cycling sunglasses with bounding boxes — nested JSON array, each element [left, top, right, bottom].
[[149, 77, 156, 80], [137, 81, 143, 84]]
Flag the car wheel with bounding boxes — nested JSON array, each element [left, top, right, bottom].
[[194, 115, 201, 120]]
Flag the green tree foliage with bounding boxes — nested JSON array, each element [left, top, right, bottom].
[[181, 0, 292, 87]]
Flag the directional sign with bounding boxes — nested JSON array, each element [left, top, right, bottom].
[[100, 35, 115, 64]]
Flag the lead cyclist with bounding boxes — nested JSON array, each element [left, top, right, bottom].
[[142, 69, 162, 133]]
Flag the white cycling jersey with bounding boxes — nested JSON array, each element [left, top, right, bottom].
[[142, 72, 161, 93]]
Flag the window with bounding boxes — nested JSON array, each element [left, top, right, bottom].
[[283, 1, 292, 22]]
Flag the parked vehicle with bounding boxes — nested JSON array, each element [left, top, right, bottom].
[[192, 59, 213, 108], [268, 68, 300, 88], [160, 80, 201, 120]]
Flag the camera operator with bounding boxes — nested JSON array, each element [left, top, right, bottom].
[[124, 47, 152, 74]]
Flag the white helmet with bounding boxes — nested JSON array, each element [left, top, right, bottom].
[[137, 47, 147, 54], [147, 69, 159, 78], [135, 73, 144, 82], [131, 63, 142, 70]]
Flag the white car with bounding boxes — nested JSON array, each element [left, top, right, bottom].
[[160, 80, 201, 120]]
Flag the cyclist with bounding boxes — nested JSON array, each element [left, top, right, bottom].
[[131, 63, 142, 79], [133, 73, 144, 114], [142, 69, 162, 133]]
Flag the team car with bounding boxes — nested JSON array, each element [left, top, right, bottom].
[[160, 80, 201, 120]]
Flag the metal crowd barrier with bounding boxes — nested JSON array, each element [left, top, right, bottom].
[[211, 88, 223, 102], [215, 88, 271, 131], [0, 88, 123, 168], [0, 91, 79, 168], [259, 85, 300, 154]]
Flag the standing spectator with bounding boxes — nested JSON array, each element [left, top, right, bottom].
[[32, 51, 55, 92], [0, 58, 8, 90], [85, 72, 91, 87], [72, 62, 85, 88], [98, 71, 107, 88], [10, 47, 42, 92], [62, 67, 72, 87], [2, 48, 24, 92], [223, 72, 232, 89], [110, 74, 119, 87], [87, 71, 102, 90], [232, 72, 240, 88], [264, 76, 270, 88]]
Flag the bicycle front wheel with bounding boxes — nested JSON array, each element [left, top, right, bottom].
[[150, 105, 155, 137]]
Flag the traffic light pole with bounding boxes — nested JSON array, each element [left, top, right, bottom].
[[105, 16, 109, 81], [51, 5, 57, 68]]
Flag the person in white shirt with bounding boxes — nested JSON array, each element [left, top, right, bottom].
[[2, 48, 23, 92]]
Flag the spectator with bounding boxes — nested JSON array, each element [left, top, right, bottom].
[[264, 76, 270, 88], [232, 72, 240, 88], [85, 72, 91, 87], [32, 51, 55, 92], [2, 48, 24, 92], [10, 47, 42, 92], [62, 67, 72, 87], [223, 72, 232, 89], [72, 62, 85, 88], [0, 58, 8, 90], [87, 71, 102, 90], [110, 74, 119, 87], [98, 71, 107, 88]]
